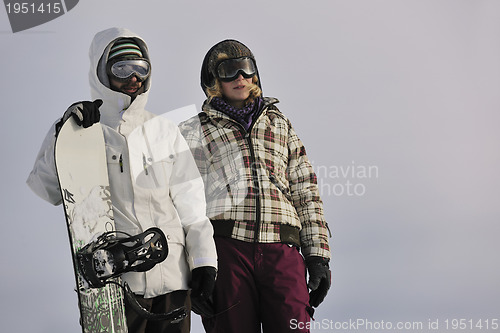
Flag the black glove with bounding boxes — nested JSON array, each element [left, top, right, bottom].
[[56, 99, 102, 135], [190, 266, 217, 318], [306, 256, 331, 307]]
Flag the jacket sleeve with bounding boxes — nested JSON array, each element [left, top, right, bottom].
[[26, 122, 63, 206], [169, 126, 217, 271], [286, 120, 331, 260]]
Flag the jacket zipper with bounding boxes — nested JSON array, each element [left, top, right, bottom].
[[119, 154, 124, 173], [141, 128, 160, 187], [234, 106, 266, 243], [142, 153, 149, 176], [246, 103, 268, 243], [245, 131, 261, 243]]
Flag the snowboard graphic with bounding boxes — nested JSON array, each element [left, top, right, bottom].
[[55, 118, 127, 333]]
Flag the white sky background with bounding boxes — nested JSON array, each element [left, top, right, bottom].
[[1, 1, 500, 332]]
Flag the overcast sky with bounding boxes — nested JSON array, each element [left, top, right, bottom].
[[1, 1, 500, 332]]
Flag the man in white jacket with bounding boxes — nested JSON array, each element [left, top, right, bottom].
[[26, 27, 217, 333]]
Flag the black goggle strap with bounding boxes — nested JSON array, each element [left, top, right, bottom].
[[216, 57, 256, 81], [107, 58, 150, 81]]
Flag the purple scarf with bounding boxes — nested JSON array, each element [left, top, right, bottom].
[[211, 97, 263, 131]]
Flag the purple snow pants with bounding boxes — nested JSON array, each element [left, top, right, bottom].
[[202, 237, 312, 333]]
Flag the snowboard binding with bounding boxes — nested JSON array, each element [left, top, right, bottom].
[[77, 227, 168, 288], [77, 227, 187, 323]]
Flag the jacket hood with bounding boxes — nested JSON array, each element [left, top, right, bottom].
[[88, 27, 152, 129]]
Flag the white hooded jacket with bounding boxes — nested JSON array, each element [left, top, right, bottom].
[[27, 27, 217, 298]]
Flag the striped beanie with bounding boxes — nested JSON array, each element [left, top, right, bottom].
[[108, 38, 143, 61]]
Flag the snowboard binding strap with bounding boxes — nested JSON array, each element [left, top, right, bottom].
[[76, 227, 187, 322], [77, 227, 168, 288]]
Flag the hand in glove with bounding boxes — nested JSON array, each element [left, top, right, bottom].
[[306, 256, 331, 307], [55, 99, 102, 135], [190, 266, 217, 318]]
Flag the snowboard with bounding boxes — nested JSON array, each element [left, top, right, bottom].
[[55, 118, 128, 333]]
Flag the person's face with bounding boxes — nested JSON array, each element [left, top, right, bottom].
[[109, 75, 143, 96], [220, 74, 254, 108]]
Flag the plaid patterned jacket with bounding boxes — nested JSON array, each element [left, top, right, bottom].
[[179, 97, 330, 259]]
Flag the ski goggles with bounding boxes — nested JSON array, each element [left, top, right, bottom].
[[216, 57, 256, 82], [107, 58, 151, 82]]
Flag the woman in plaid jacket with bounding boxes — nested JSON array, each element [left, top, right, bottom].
[[179, 39, 331, 333]]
